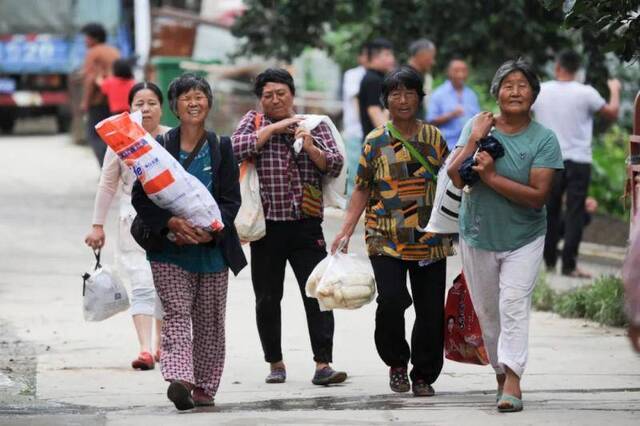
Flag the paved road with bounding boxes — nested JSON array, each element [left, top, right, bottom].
[[0, 133, 639, 425]]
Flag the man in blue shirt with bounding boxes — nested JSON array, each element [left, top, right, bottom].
[[427, 59, 480, 150]]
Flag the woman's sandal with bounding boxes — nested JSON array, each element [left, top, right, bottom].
[[496, 392, 502, 403], [497, 394, 523, 413]]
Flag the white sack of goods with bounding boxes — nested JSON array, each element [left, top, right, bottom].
[[292, 114, 347, 210], [95, 111, 223, 232], [305, 251, 376, 311]]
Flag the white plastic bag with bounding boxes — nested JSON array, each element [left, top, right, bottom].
[[95, 111, 223, 232], [421, 154, 461, 234], [305, 248, 376, 311], [294, 114, 347, 210], [235, 160, 266, 242], [82, 250, 130, 321]]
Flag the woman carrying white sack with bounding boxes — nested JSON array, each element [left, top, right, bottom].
[[131, 74, 246, 410], [447, 59, 563, 413], [85, 82, 168, 370]]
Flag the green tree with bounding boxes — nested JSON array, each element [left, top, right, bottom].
[[541, 0, 640, 63], [232, 1, 571, 82]]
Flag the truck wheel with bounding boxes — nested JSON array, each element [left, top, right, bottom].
[[0, 112, 16, 134], [56, 110, 71, 133]]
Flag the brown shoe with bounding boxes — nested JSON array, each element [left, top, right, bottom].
[[412, 379, 435, 397], [192, 387, 215, 407]]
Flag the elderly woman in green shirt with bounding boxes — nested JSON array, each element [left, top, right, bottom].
[[447, 59, 563, 413]]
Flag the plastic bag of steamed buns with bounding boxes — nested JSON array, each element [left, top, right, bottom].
[[95, 111, 223, 233], [305, 251, 376, 311]]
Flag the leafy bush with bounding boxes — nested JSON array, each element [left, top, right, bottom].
[[552, 275, 627, 327], [590, 125, 628, 218], [554, 287, 588, 319]]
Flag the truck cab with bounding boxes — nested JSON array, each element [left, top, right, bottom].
[[0, 0, 131, 133]]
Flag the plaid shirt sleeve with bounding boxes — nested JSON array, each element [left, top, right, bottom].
[[311, 122, 343, 177], [231, 110, 260, 162]]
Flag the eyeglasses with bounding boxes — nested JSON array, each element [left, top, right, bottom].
[[388, 90, 419, 101]]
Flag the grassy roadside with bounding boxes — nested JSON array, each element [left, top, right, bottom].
[[533, 272, 627, 327]]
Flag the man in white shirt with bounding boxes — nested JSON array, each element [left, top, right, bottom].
[[532, 49, 621, 278], [342, 43, 368, 196]]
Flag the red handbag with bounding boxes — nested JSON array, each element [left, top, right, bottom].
[[444, 272, 490, 365]]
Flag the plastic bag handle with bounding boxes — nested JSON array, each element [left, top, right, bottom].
[[93, 249, 101, 270], [318, 238, 348, 289], [82, 249, 101, 297]]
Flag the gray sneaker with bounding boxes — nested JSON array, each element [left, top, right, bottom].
[[312, 367, 347, 385], [265, 368, 286, 384]]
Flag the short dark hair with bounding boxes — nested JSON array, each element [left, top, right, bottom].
[[128, 81, 164, 107], [167, 73, 213, 117], [367, 37, 394, 61], [113, 59, 133, 79], [380, 66, 425, 108], [557, 49, 581, 74], [408, 39, 435, 57], [490, 58, 541, 103], [81, 23, 107, 44], [253, 68, 295, 98]]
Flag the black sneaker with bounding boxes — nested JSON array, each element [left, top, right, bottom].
[[412, 379, 435, 397], [312, 366, 347, 385], [167, 380, 195, 411], [389, 367, 410, 393]]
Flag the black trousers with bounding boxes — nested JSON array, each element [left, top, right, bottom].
[[370, 255, 446, 384], [250, 219, 334, 363], [544, 160, 591, 273], [87, 104, 110, 167]]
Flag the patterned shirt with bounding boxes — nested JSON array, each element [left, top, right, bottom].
[[356, 122, 454, 261], [232, 110, 343, 221]]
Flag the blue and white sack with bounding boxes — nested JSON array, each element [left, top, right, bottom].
[[82, 250, 129, 321]]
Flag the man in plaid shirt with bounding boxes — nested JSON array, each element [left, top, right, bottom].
[[231, 68, 346, 386]]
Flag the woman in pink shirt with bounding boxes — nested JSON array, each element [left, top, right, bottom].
[[85, 82, 170, 370]]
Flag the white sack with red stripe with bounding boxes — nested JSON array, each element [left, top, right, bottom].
[[95, 111, 223, 232]]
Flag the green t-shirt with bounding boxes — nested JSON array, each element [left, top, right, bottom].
[[456, 119, 563, 251]]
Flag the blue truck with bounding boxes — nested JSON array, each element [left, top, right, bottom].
[[0, 0, 132, 133]]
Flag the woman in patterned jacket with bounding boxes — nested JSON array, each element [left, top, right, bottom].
[[332, 66, 454, 397]]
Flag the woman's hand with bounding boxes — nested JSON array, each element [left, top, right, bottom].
[[268, 116, 303, 135], [295, 126, 315, 152], [330, 229, 352, 254], [256, 116, 303, 150], [168, 217, 200, 245], [85, 225, 105, 250], [470, 111, 495, 143], [472, 151, 497, 183], [193, 228, 214, 244]]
